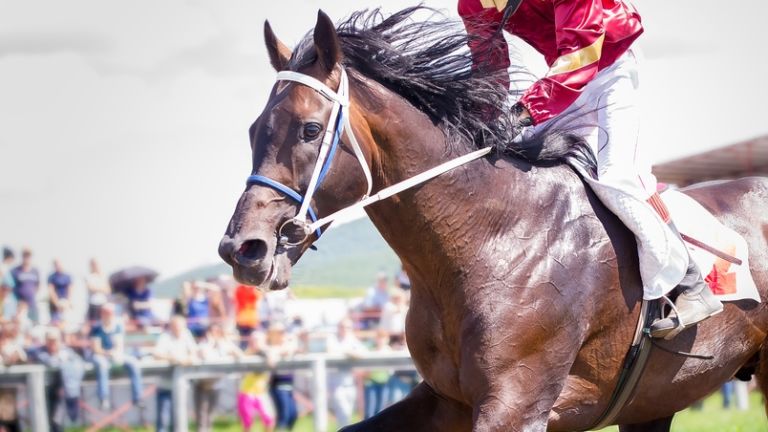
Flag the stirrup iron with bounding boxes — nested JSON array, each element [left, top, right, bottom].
[[655, 295, 686, 340]]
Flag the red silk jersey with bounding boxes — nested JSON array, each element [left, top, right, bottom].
[[458, 0, 643, 125]]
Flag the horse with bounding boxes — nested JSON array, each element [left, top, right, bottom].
[[217, 7, 768, 431]]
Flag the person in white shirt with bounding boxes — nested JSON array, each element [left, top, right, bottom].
[[89, 303, 143, 410], [379, 290, 408, 345], [152, 315, 198, 432], [196, 323, 244, 432], [84, 259, 111, 323], [326, 317, 366, 427]]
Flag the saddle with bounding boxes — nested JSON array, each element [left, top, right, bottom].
[[566, 157, 760, 430]]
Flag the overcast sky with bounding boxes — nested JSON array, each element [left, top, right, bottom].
[[1, 0, 766, 280]]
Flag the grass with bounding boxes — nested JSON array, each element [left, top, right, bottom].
[[65, 415, 338, 432], [597, 391, 767, 432], [67, 392, 766, 431]]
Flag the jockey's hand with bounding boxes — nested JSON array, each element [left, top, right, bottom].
[[511, 102, 533, 128]]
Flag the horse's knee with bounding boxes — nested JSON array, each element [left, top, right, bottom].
[[473, 399, 548, 432]]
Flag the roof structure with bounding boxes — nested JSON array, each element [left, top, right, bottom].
[[652, 137, 768, 186]]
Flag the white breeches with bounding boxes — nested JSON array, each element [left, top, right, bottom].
[[523, 50, 688, 299]]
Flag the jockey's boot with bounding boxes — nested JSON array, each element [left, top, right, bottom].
[[649, 258, 724, 340]]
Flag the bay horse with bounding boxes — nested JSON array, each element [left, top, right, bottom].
[[218, 8, 768, 431]]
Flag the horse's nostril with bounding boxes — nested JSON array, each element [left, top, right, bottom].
[[237, 239, 269, 262]]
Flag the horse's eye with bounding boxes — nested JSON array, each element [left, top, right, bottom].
[[301, 122, 323, 141]]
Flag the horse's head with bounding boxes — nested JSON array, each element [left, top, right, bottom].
[[218, 11, 374, 289]]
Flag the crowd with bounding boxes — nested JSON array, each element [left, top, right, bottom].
[[0, 245, 416, 431]]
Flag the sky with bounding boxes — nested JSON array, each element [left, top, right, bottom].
[[1, 0, 766, 280]]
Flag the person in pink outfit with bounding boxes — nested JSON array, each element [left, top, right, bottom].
[[238, 331, 276, 432]]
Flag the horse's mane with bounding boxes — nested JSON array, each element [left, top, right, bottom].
[[288, 6, 595, 168]]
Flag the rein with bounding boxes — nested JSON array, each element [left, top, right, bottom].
[[247, 66, 492, 245]]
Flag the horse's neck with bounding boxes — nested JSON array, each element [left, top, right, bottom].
[[357, 85, 574, 289]]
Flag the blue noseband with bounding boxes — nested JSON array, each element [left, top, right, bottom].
[[246, 174, 324, 239]]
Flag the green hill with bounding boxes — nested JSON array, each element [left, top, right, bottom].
[[154, 217, 400, 298]]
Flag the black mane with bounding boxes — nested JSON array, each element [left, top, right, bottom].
[[287, 7, 595, 167]]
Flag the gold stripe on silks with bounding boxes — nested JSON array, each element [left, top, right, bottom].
[[480, 0, 508, 12], [546, 34, 606, 77]]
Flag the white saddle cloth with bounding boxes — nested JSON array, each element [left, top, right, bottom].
[[662, 190, 760, 303]]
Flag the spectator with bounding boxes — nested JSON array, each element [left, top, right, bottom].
[[288, 315, 304, 335], [721, 380, 735, 409], [379, 289, 408, 345], [152, 315, 198, 432], [260, 287, 294, 328], [24, 327, 45, 363], [0, 323, 26, 366], [235, 284, 261, 348], [196, 322, 244, 432], [0, 285, 16, 323], [387, 334, 419, 406], [47, 260, 72, 323], [0, 248, 14, 293], [206, 285, 228, 330], [361, 273, 390, 329], [394, 265, 411, 291], [36, 328, 85, 432], [364, 329, 392, 419], [89, 303, 143, 410], [212, 275, 237, 321], [326, 317, 366, 427], [185, 281, 211, 339], [364, 273, 391, 310], [239, 331, 276, 432], [0, 323, 25, 432], [0, 249, 15, 324], [125, 276, 153, 327], [171, 294, 186, 316], [12, 302, 31, 335], [199, 323, 242, 361], [264, 322, 299, 431], [84, 259, 111, 323], [10, 248, 40, 321]]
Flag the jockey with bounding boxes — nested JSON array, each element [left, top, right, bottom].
[[458, 0, 723, 339]]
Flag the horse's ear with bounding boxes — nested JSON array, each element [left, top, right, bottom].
[[264, 20, 291, 72], [313, 10, 341, 74]]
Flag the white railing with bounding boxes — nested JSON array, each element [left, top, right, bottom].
[[0, 352, 416, 432]]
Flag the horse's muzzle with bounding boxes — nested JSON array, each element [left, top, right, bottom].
[[218, 234, 275, 286]]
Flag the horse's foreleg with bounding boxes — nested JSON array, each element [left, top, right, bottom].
[[466, 347, 578, 431], [618, 416, 674, 432], [461, 307, 584, 432], [339, 381, 472, 432]]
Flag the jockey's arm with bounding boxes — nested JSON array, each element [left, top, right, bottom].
[[458, 0, 511, 91], [519, 0, 605, 125]]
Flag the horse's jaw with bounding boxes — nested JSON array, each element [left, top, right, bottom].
[[229, 249, 297, 291]]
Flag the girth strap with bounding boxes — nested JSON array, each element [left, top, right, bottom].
[[586, 300, 659, 431]]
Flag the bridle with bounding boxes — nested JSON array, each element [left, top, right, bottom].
[[246, 65, 492, 247], [247, 67, 371, 244]]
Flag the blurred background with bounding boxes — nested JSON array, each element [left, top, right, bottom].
[[0, 0, 766, 431]]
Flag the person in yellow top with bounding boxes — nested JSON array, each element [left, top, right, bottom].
[[238, 331, 275, 432]]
